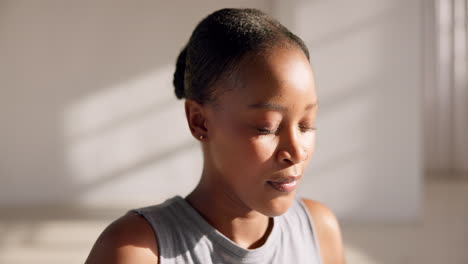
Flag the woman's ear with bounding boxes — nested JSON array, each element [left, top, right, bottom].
[[184, 99, 208, 140]]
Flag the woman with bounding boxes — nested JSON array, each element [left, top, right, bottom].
[[86, 8, 345, 264]]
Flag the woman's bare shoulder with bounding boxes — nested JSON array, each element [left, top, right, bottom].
[[301, 198, 345, 264], [301, 198, 341, 230], [85, 211, 159, 264]]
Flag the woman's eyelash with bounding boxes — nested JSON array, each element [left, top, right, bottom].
[[299, 125, 317, 132], [257, 128, 277, 134], [256, 126, 317, 135]]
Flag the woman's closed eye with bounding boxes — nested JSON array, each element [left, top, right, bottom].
[[257, 127, 278, 135], [256, 125, 317, 135], [299, 125, 317, 132]]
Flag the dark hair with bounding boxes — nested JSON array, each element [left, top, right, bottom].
[[173, 8, 310, 105]]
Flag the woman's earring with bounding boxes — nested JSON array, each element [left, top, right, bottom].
[[199, 135, 204, 140]]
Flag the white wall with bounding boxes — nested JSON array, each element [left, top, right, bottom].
[[0, 0, 272, 208], [0, 0, 424, 222], [274, 0, 424, 222]]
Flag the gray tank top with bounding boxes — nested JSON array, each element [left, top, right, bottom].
[[131, 195, 322, 264]]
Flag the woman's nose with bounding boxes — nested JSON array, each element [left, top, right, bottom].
[[277, 128, 308, 164]]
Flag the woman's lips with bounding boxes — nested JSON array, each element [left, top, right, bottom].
[[267, 179, 298, 192]]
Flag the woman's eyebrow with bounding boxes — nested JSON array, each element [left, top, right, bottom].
[[247, 101, 318, 112]]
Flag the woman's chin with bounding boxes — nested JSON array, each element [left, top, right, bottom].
[[256, 193, 296, 217]]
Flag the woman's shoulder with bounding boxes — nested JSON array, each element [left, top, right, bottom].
[[300, 198, 340, 228], [85, 211, 159, 264], [300, 198, 345, 264]]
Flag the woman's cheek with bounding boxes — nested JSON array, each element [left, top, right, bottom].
[[303, 133, 316, 162], [229, 124, 277, 163], [246, 136, 277, 162]]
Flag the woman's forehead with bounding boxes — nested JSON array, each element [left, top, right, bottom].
[[225, 47, 317, 110]]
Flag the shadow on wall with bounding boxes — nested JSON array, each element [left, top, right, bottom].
[[0, 1, 431, 264], [1, 0, 423, 219], [0, 1, 272, 208]]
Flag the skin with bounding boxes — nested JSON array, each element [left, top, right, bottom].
[[85, 45, 345, 264]]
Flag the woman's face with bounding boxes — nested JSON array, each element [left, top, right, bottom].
[[204, 46, 318, 217]]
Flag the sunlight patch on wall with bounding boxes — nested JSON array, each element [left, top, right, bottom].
[[62, 65, 196, 205], [64, 65, 175, 141]]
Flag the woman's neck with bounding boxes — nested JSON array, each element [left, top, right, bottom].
[[185, 177, 273, 249]]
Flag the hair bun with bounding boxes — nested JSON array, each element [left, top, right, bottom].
[[171, 8, 309, 104], [173, 46, 187, 99]]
